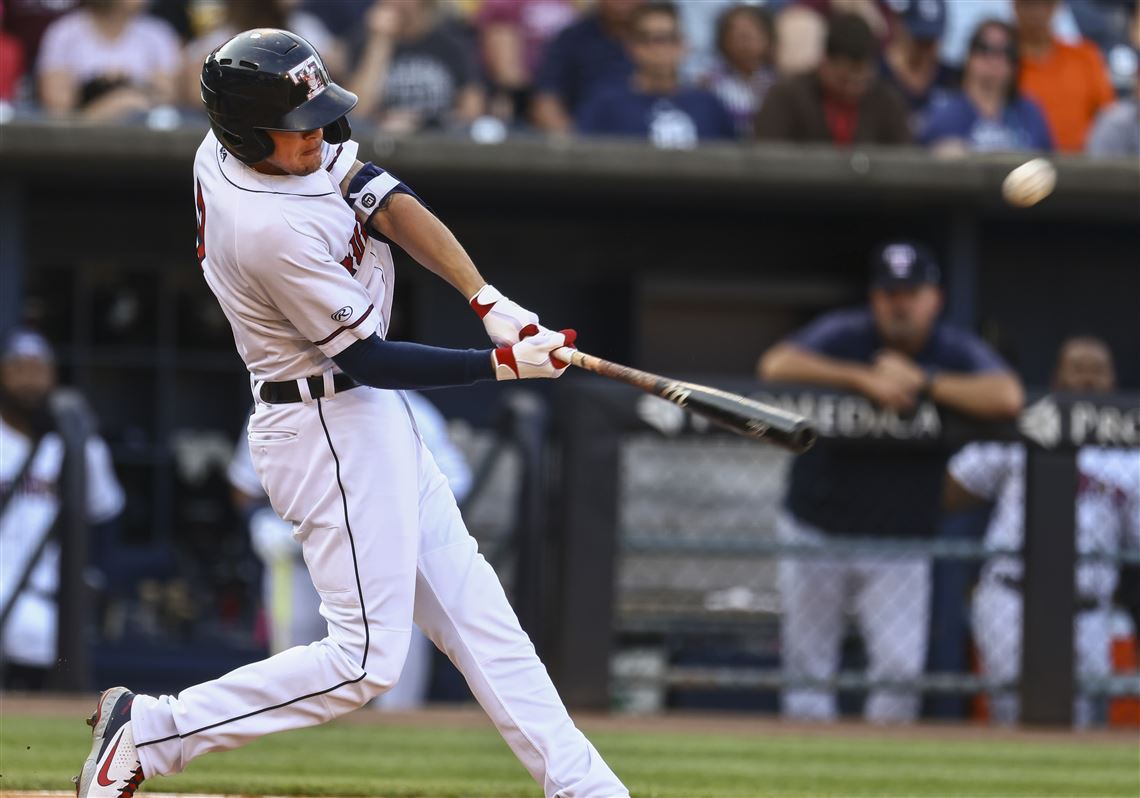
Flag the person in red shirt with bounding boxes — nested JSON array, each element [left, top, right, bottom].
[[0, 1, 27, 101], [1014, 0, 1115, 152], [756, 12, 909, 146]]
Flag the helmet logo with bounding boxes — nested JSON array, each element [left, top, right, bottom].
[[287, 55, 328, 101]]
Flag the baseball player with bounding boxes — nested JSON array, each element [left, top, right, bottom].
[[946, 336, 1140, 725], [758, 242, 1024, 723], [75, 29, 628, 798], [0, 329, 125, 689], [230, 390, 473, 710]]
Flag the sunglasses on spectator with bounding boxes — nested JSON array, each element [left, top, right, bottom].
[[971, 42, 1014, 58], [635, 31, 681, 44]]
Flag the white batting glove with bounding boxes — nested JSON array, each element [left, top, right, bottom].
[[470, 284, 541, 346], [493, 328, 576, 380]]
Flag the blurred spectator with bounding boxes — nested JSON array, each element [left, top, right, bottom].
[[300, 0, 371, 38], [36, 0, 180, 121], [181, 0, 345, 108], [758, 242, 1023, 723], [1087, 79, 1140, 158], [0, 2, 25, 102], [1015, 0, 1115, 152], [756, 12, 909, 145], [939, 0, 1081, 68], [879, 0, 957, 135], [1070, 0, 1139, 93], [920, 19, 1052, 154], [947, 336, 1140, 726], [148, 0, 190, 41], [476, 0, 576, 124], [0, 0, 78, 70], [701, 4, 778, 138], [348, 0, 483, 134], [532, 0, 642, 134], [798, 0, 889, 39], [676, 0, 785, 82], [773, 2, 826, 74], [0, 329, 124, 690], [576, 1, 734, 147]]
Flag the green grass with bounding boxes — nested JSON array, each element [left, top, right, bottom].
[[1, 714, 1137, 798]]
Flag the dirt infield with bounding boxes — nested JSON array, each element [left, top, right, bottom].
[[2, 693, 1133, 746]]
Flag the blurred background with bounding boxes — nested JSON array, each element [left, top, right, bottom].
[[0, 0, 1138, 731]]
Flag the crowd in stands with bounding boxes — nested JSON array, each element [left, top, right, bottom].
[[0, 0, 1137, 156]]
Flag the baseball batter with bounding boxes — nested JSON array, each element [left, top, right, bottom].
[[75, 29, 627, 798]]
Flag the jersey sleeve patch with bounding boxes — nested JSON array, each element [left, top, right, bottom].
[[315, 304, 375, 346]]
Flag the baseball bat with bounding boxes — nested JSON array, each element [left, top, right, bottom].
[[553, 347, 818, 454]]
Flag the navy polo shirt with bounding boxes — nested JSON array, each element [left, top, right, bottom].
[[534, 14, 633, 114], [783, 307, 1008, 538], [576, 83, 736, 146]]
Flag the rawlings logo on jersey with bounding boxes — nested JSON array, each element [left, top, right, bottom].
[[287, 56, 328, 101], [331, 306, 352, 322]]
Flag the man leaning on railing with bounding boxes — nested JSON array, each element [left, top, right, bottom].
[[756, 240, 1023, 724]]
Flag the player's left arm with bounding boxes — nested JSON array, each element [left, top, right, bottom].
[[340, 160, 543, 346]]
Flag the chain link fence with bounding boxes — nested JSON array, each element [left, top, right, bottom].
[[596, 392, 1140, 726]]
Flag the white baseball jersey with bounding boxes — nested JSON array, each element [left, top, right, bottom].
[[194, 131, 397, 382], [0, 418, 125, 666], [949, 443, 1140, 599]]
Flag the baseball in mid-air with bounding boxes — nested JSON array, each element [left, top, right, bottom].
[[1002, 158, 1057, 207]]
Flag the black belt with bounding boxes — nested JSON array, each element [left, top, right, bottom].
[[259, 373, 360, 404], [993, 574, 1103, 612]]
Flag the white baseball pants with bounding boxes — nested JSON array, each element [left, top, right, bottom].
[[262, 545, 433, 711], [777, 512, 931, 723], [131, 385, 627, 798], [972, 576, 1110, 726]]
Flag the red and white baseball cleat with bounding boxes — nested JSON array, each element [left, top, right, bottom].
[[73, 687, 145, 798]]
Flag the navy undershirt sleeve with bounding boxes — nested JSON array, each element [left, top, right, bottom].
[[333, 333, 494, 390]]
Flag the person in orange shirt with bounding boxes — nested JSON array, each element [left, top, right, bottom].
[[1014, 0, 1115, 152]]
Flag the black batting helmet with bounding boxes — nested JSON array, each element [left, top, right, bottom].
[[200, 28, 357, 164]]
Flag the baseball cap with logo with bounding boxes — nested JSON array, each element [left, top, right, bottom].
[[1, 328, 55, 363], [870, 241, 941, 289], [887, 0, 946, 42]]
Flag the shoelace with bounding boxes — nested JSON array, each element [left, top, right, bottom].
[[119, 766, 145, 798]]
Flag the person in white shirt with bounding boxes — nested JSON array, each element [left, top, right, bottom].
[[0, 329, 125, 689], [37, 0, 180, 120], [945, 336, 1140, 725]]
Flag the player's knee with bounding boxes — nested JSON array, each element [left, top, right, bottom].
[[358, 628, 413, 701]]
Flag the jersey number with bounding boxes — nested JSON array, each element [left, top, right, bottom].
[[195, 179, 207, 266], [340, 220, 367, 276]]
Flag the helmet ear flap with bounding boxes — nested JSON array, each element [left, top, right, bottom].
[[210, 120, 275, 164], [251, 129, 276, 161], [323, 116, 351, 145]]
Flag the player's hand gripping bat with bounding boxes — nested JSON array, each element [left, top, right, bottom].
[[552, 347, 817, 454]]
